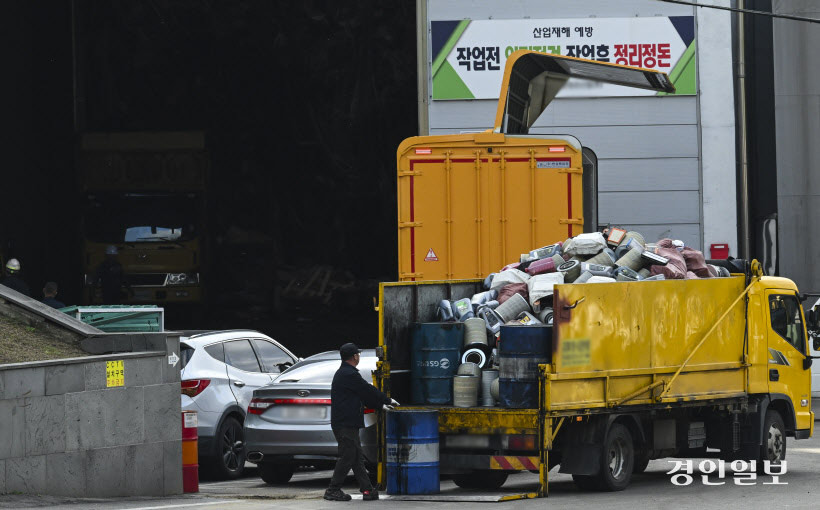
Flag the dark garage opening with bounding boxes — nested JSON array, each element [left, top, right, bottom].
[[1, 1, 417, 356]]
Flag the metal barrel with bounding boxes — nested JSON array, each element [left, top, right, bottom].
[[498, 325, 552, 408], [410, 323, 462, 404], [386, 410, 440, 495], [182, 411, 199, 493], [452, 375, 480, 407]]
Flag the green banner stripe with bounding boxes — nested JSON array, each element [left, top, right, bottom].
[[432, 60, 475, 100], [657, 40, 697, 96], [432, 20, 471, 78]]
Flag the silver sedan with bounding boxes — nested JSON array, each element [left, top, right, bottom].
[[243, 350, 379, 484]]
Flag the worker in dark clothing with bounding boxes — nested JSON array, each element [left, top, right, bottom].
[[1, 258, 30, 297], [325, 342, 397, 502], [95, 245, 127, 304], [41, 281, 66, 309]]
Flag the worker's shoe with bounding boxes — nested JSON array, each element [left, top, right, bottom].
[[362, 489, 379, 501], [323, 489, 352, 501]]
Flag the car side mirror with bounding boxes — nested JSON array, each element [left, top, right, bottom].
[[804, 357, 813, 370]]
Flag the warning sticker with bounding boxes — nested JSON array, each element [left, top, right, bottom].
[[560, 338, 591, 368], [536, 160, 570, 169], [106, 360, 125, 387], [424, 248, 439, 261]]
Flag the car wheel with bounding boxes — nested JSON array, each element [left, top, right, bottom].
[[213, 416, 245, 480], [259, 463, 294, 484]]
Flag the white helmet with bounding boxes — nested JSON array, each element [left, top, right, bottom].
[[5, 258, 21, 273], [105, 245, 119, 256]]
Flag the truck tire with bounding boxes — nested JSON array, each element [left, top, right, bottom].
[[259, 463, 294, 484], [452, 471, 508, 489], [758, 410, 786, 470], [596, 423, 634, 491]]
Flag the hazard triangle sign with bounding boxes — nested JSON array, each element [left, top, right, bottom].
[[424, 248, 439, 262]]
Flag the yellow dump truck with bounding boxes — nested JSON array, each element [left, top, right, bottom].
[[377, 52, 814, 497], [397, 50, 674, 282], [79, 132, 208, 305], [375, 261, 816, 496]]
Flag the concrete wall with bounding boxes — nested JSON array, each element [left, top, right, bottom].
[[772, 0, 820, 291], [0, 350, 182, 497], [424, 0, 738, 253]]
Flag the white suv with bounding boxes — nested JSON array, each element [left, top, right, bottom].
[[180, 330, 299, 479]]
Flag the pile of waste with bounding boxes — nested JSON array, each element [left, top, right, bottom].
[[421, 228, 730, 409]]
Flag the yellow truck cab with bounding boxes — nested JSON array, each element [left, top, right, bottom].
[[79, 132, 208, 305], [376, 52, 815, 496]]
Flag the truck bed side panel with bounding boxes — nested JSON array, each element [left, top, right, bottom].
[[551, 277, 748, 409]]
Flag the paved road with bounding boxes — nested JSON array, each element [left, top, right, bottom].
[[2, 433, 819, 510]]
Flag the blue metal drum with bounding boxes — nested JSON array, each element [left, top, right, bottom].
[[498, 325, 552, 408], [386, 409, 440, 495], [410, 322, 462, 404]]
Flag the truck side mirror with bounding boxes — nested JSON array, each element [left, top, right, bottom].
[[804, 357, 813, 370]]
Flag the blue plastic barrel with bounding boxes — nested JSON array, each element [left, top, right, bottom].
[[410, 323, 462, 404], [386, 410, 440, 495], [498, 325, 552, 408]]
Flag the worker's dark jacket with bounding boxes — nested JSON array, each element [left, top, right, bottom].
[[330, 362, 390, 429], [1, 276, 30, 297]]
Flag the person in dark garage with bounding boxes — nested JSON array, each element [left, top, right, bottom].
[[41, 281, 66, 309], [95, 245, 127, 304], [325, 342, 398, 502], [1, 258, 31, 297]]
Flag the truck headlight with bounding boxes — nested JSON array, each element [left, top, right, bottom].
[[166, 273, 199, 286]]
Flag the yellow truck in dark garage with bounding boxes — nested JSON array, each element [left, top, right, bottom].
[[79, 131, 208, 306]]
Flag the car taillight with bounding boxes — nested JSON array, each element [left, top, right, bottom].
[[248, 397, 331, 415], [364, 408, 375, 414], [181, 379, 210, 397]]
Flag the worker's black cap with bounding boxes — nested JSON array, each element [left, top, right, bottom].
[[339, 342, 361, 360]]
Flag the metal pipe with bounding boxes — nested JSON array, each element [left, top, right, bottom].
[[737, 0, 751, 258]]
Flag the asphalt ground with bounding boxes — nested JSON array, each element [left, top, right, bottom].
[[2, 431, 819, 510]]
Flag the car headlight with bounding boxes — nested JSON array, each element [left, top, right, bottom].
[[166, 273, 199, 286]]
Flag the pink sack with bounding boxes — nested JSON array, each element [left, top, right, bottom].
[[650, 239, 686, 279], [498, 283, 529, 305], [682, 247, 711, 278]]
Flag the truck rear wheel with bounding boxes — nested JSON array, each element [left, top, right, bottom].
[[596, 423, 634, 491], [452, 471, 508, 489], [758, 410, 786, 469]]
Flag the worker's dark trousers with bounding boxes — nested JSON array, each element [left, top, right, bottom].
[[329, 427, 372, 491]]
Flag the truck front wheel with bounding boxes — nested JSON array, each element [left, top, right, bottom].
[[759, 410, 786, 468], [596, 423, 634, 491]]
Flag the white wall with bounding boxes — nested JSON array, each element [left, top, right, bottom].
[[425, 0, 738, 253]]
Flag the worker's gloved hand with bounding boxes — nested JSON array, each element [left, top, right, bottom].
[[382, 404, 395, 411], [389, 398, 400, 407]]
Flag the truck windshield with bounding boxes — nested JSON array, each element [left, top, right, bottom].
[[83, 193, 201, 243]]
